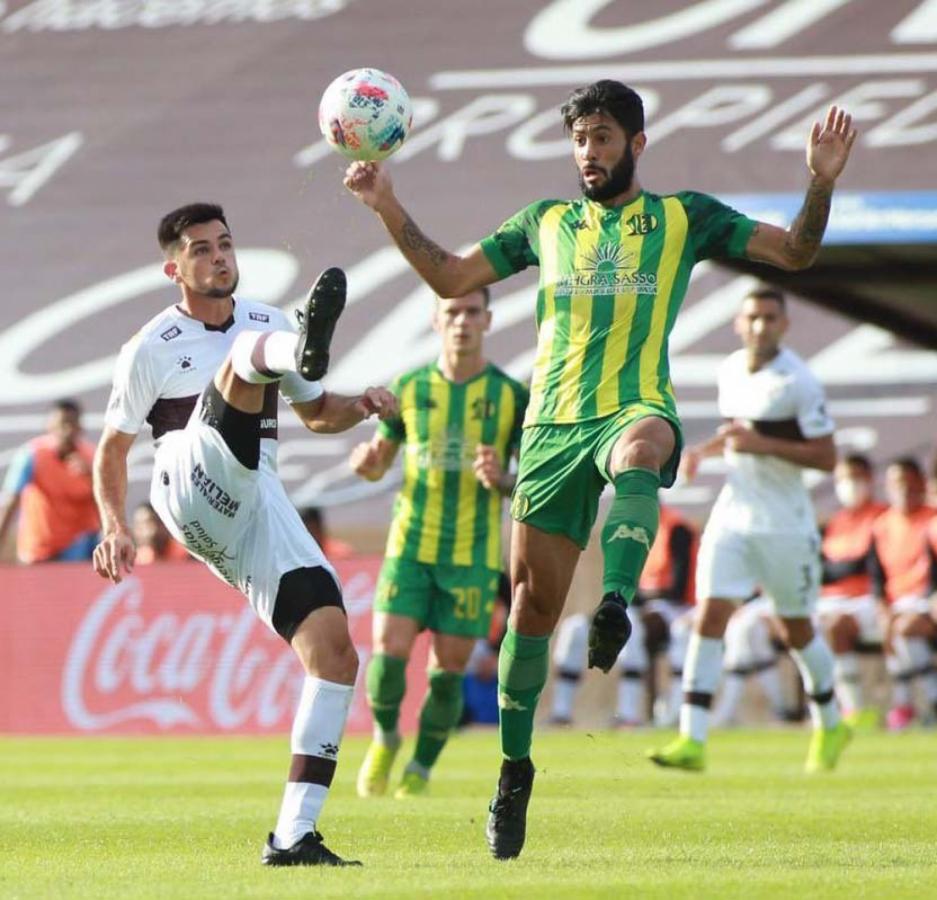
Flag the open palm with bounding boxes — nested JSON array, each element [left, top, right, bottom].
[[807, 105, 857, 182]]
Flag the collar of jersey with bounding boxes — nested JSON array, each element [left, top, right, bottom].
[[432, 361, 491, 385], [581, 190, 646, 219], [173, 298, 237, 333]]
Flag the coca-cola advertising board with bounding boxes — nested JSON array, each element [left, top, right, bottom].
[[0, 558, 430, 735]]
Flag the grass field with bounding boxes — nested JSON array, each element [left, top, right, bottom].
[[2, 727, 935, 899]]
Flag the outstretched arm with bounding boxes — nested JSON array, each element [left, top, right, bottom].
[[679, 430, 731, 483], [720, 423, 836, 472], [745, 106, 857, 271], [293, 387, 398, 434], [344, 161, 499, 297], [92, 427, 137, 583]]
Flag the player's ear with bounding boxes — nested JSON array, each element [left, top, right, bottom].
[[631, 131, 647, 160], [163, 260, 179, 283]]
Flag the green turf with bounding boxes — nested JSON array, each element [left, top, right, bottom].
[[1, 727, 934, 899]]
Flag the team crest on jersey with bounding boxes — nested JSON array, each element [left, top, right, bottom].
[[160, 325, 182, 342], [471, 398, 495, 420], [626, 213, 659, 235], [248, 311, 270, 323]]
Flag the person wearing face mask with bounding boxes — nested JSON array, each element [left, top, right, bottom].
[[816, 454, 887, 728], [869, 458, 937, 730]]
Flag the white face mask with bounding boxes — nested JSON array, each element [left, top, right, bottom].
[[835, 478, 871, 509]]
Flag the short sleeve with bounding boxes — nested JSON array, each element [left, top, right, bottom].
[[678, 191, 757, 262], [104, 336, 159, 435], [479, 201, 548, 278], [2, 446, 34, 496], [377, 374, 405, 442], [795, 370, 835, 438]]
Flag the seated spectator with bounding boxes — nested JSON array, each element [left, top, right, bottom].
[[549, 501, 697, 727], [299, 505, 355, 559], [0, 399, 99, 563], [870, 458, 937, 729], [712, 593, 789, 727], [816, 454, 887, 728], [132, 502, 190, 564]]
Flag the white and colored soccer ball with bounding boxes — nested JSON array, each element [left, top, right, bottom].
[[318, 68, 412, 161]]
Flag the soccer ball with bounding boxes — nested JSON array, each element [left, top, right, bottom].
[[318, 68, 412, 161]]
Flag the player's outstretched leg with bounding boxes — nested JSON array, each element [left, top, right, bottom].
[[228, 267, 346, 387], [295, 267, 347, 380], [589, 469, 660, 672]]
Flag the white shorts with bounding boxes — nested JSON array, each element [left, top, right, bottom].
[[816, 594, 882, 644], [891, 594, 932, 617], [696, 527, 820, 618], [150, 404, 336, 633]]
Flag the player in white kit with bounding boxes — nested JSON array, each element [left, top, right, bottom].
[[92, 203, 397, 867], [649, 287, 851, 773]]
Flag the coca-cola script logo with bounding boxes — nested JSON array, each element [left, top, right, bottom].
[[61, 577, 307, 731]]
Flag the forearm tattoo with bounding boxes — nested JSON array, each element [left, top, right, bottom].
[[400, 212, 450, 268], [784, 178, 832, 264]]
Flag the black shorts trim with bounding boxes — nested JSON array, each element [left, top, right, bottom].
[[199, 381, 261, 470], [272, 565, 345, 643]]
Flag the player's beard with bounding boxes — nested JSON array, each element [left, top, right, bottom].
[[579, 144, 635, 202], [203, 272, 239, 299]]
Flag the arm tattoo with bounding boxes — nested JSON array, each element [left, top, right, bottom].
[[400, 212, 451, 268], [784, 178, 832, 265]]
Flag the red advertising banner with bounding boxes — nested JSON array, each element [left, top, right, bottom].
[[0, 559, 429, 735]]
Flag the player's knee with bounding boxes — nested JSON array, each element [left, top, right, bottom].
[[616, 437, 662, 472]]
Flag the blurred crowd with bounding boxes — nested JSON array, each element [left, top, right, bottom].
[[6, 399, 936, 734]]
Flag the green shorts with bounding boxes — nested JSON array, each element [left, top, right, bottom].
[[510, 404, 682, 550], [374, 557, 501, 639]]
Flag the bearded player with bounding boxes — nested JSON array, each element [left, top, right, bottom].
[[343, 80, 857, 859]]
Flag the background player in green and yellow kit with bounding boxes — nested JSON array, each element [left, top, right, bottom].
[[344, 80, 857, 859], [349, 287, 527, 799]]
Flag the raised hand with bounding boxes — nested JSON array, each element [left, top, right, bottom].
[[354, 386, 398, 421], [343, 161, 394, 211], [807, 106, 857, 183]]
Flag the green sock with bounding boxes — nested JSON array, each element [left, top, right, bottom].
[[601, 467, 661, 598], [412, 669, 465, 771], [498, 626, 549, 760], [366, 653, 407, 740]]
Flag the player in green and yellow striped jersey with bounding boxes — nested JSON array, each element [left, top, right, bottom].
[[349, 287, 527, 800], [344, 80, 857, 859]]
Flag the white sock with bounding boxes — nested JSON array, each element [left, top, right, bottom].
[[230, 330, 298, 384], [902, 637, 937, 705], [887, 654, 913, 706], [551, 675, 580, 721], [679, 634, 723, 742], [712, 672, 745, 727], [616, 672, 645, 723], [617, 610, 647, 670], [756, 663, 785, 716], [833, 653, 862, 712], [790, 635, 840, 730], [273, 676, 353, 850], [667, 670, 683, 721]]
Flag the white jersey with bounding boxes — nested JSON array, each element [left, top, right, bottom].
[[103, 296, 332, 633], [104, 297, 322, 469], [708, 347, 833, 535]]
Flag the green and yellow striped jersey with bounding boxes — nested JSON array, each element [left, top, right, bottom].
[[377, 362, 528, 569], [480, 190, 757, 426]]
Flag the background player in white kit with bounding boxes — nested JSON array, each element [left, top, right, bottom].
[[92, 203, 397, 867], [649, 286, 849, 773]]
